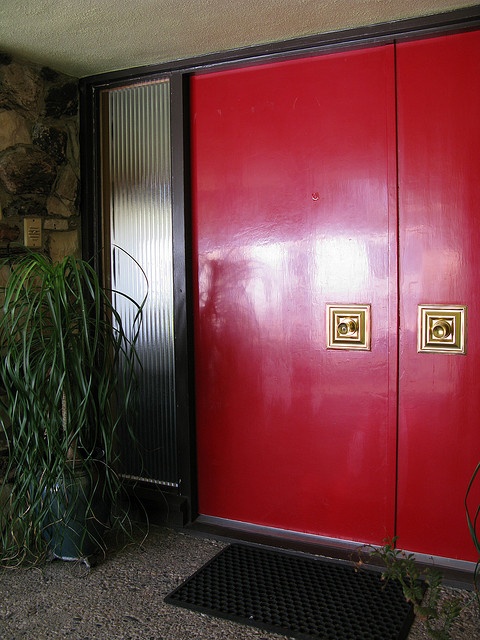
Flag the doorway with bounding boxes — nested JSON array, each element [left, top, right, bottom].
[[191, 31, 480, 562]]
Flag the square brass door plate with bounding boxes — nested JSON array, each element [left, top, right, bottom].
[[326, 304, 371, 350], [417, 305, 466, 354]]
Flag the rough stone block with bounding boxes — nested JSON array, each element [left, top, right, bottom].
[[0, 223, 19, 241], [55, 164, 78, 203], [32, 123, 67, 164], [0, 110, 31, 151], [43, 218, 68, 231], [48, 229, 80, 262], [0, 61, 42, 111], [3, 197, 46, 218], [46, 194, 75, 218], [44, 82, 78, 118], [0, 147, 57, 194]]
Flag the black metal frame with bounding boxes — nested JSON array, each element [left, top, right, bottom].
[[79, 6, 480, 527]]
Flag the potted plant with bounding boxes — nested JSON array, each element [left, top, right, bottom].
[[0, 250, 144, 566]]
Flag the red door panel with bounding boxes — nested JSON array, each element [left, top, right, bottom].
[[397, 30, 480, 561], [191, 46, 398, 544]]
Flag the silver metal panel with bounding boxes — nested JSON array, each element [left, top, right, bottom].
[[106, 79, 178, 486]]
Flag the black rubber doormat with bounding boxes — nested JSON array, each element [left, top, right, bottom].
[[165, 543, 417, 640]]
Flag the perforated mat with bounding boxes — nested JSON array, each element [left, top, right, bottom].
[[165, 543, 417, 640]]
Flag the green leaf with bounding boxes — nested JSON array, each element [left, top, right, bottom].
[[0, 250, 146, 566]]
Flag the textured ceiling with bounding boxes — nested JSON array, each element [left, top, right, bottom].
[[0, 0, 478, 78]]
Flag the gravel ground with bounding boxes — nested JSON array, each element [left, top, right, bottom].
[[0, 526, 478, 640]]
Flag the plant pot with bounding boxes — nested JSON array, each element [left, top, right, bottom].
[[42, 457, 111, 563]]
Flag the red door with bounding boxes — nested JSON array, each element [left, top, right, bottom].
[[191, 31, 480, 561], [191, 45, 398, 546], [396, 30, 480, 562]]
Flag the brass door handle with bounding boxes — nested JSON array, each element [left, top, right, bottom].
[[431, 319, 452, 339], [418, 305, 466, 354], [337, 319, 359, 336], [326, 304, 371, 350]]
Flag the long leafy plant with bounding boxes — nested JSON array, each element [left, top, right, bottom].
[[465, 461, 480, 597], [0, 251, 145, 566]]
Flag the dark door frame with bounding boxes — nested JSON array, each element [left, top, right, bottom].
[[79, 5, 480, 531]]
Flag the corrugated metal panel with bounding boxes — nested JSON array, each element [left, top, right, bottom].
[[106, 79, 177, 487]]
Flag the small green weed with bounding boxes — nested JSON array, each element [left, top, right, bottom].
[[359, 538, 465, 640]]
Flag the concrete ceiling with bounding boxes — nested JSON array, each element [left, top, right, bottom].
[[0, 1, 478, 78]]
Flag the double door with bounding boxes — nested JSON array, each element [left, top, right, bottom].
[[191, 31, 480, 562]]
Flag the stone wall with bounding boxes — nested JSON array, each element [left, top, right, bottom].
[[0, 52, 80, 262], [0, 54, 81, 491]]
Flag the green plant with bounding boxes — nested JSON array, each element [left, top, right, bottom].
[[0, 251, 145, 566], [360, 538, 464, 640], [466, 461, 480, 599]]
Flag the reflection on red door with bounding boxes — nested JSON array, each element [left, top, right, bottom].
[[191, 45, 398, 545], [396, 30, 480, 561], [191, 30, 480, 561]]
